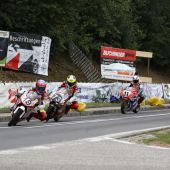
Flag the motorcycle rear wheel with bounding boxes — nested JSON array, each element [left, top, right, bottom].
[[54, 115, 62, 122], [133, 105, 140, 113]]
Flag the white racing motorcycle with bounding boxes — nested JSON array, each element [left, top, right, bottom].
[[8, 91, 39, 126], [46, 87, 69, 122]]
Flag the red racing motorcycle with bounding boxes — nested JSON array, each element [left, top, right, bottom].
[[120, 87, 140, 114]]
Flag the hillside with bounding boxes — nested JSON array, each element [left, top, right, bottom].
[[0, 55, 88, 82], [0, 54, 170, 83]]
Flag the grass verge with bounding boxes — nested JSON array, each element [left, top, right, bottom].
[[143, 129, 170, 147], [86, 102, 120, 108]]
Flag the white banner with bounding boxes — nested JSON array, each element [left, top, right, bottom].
[[5, 32, 51, 76], [77, 83, 112, 103], [143, 83, 163, 99], [0, 82, 168, 108]]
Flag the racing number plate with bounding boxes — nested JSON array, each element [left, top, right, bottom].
[[52, 94, 62, 103], [124, 90, 131, 97], [24, 98, 32, 106]]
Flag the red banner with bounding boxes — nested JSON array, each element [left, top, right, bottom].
[[101, 46, 136, 61]]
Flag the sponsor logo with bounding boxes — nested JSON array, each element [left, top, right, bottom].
[[103, 50, 125, 57], [77, 95, 88, 99], [10, 35, 41, 45]]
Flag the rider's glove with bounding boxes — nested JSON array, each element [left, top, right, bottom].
[[66, 100, 71, 105], [16, 93, 22, 98]]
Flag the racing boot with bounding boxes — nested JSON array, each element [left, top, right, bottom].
[[65, 105, 71, 115], [138, 97, 144, 106], [26, 113, 34, 122], [34, 110, 46, 121]]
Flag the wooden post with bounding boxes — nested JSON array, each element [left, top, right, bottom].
[[148, 58, 150, 76]]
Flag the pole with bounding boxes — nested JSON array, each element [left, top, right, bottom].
[[147, 58, 150, 76]]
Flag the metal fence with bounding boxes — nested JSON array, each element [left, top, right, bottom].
[[69, 42, 107, 83]]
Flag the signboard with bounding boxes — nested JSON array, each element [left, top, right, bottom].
[[0, 31, 9, 67], [162, 84, 170, 99], [5, 32, 51, 76], [101, 46, 136, 81]]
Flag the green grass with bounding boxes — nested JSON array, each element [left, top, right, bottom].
[[0, 107, 10, 113], [86, 102, 120, 108], [143, 129, 170, 145]]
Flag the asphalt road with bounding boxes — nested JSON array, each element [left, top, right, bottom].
[[0, 109, 170, 170]]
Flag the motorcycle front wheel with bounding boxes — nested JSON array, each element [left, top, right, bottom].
[[46, 105, 55, 122], [121, 100, 129, 114], [8, 108, 23, 126], [53, 107, 65, 122]]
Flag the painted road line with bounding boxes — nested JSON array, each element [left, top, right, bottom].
[[23, 112, 170, 129], [1, 111, 170, 129]]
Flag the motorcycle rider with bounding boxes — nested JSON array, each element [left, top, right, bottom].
[[129, 73, 144, 106], [24, 79, 48, 122], [10, 80, 48, 122], [58, 75, 79, 114]]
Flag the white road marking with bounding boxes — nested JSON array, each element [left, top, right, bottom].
[[146, 145, 170, 150], [0, 127, 11, 129], [0, 112, 170, 129], [23, 112, 170, 129], [111, 139, 134, 144], [0, 108, 170, 127], [85, 136, 113, 142], [0, 150, 20, 155]]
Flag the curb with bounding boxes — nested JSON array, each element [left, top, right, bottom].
[[1, 105, 170, 122], [67, 104, 170, 117], [110, 125, 170, 139]]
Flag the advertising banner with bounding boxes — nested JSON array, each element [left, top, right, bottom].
[[0, 31, 9, 67], [5, 32, 51, 75], [162, 84, 170, 99], [101, 46, 136, 81], [0, 82, 168, 108], [143, 83, 163, 99]]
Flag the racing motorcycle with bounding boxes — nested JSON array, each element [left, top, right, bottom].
[[120, 87, 140, 114], [8, 91, 39, 126], [46, 88, 69, 122]]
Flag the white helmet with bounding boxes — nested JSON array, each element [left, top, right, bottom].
[[132, 75, 139, 84]]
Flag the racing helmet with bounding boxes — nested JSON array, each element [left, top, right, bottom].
[[132, 75, 139, 84], [66, 75, 76, 87], [36, 79, 47, 94]]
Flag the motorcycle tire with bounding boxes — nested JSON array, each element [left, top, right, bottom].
[[54, 106, 65, 122], [54, 115, 62, 122], [133, 105, 140, 113], [46, 105, 55, 122], [8, 108, 23, 126], [121, 100, 129, 114]]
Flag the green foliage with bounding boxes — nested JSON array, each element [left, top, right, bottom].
[[133, 0, 170, 68], [143, 129, 170, 145], [0, 0, 169, 69]]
